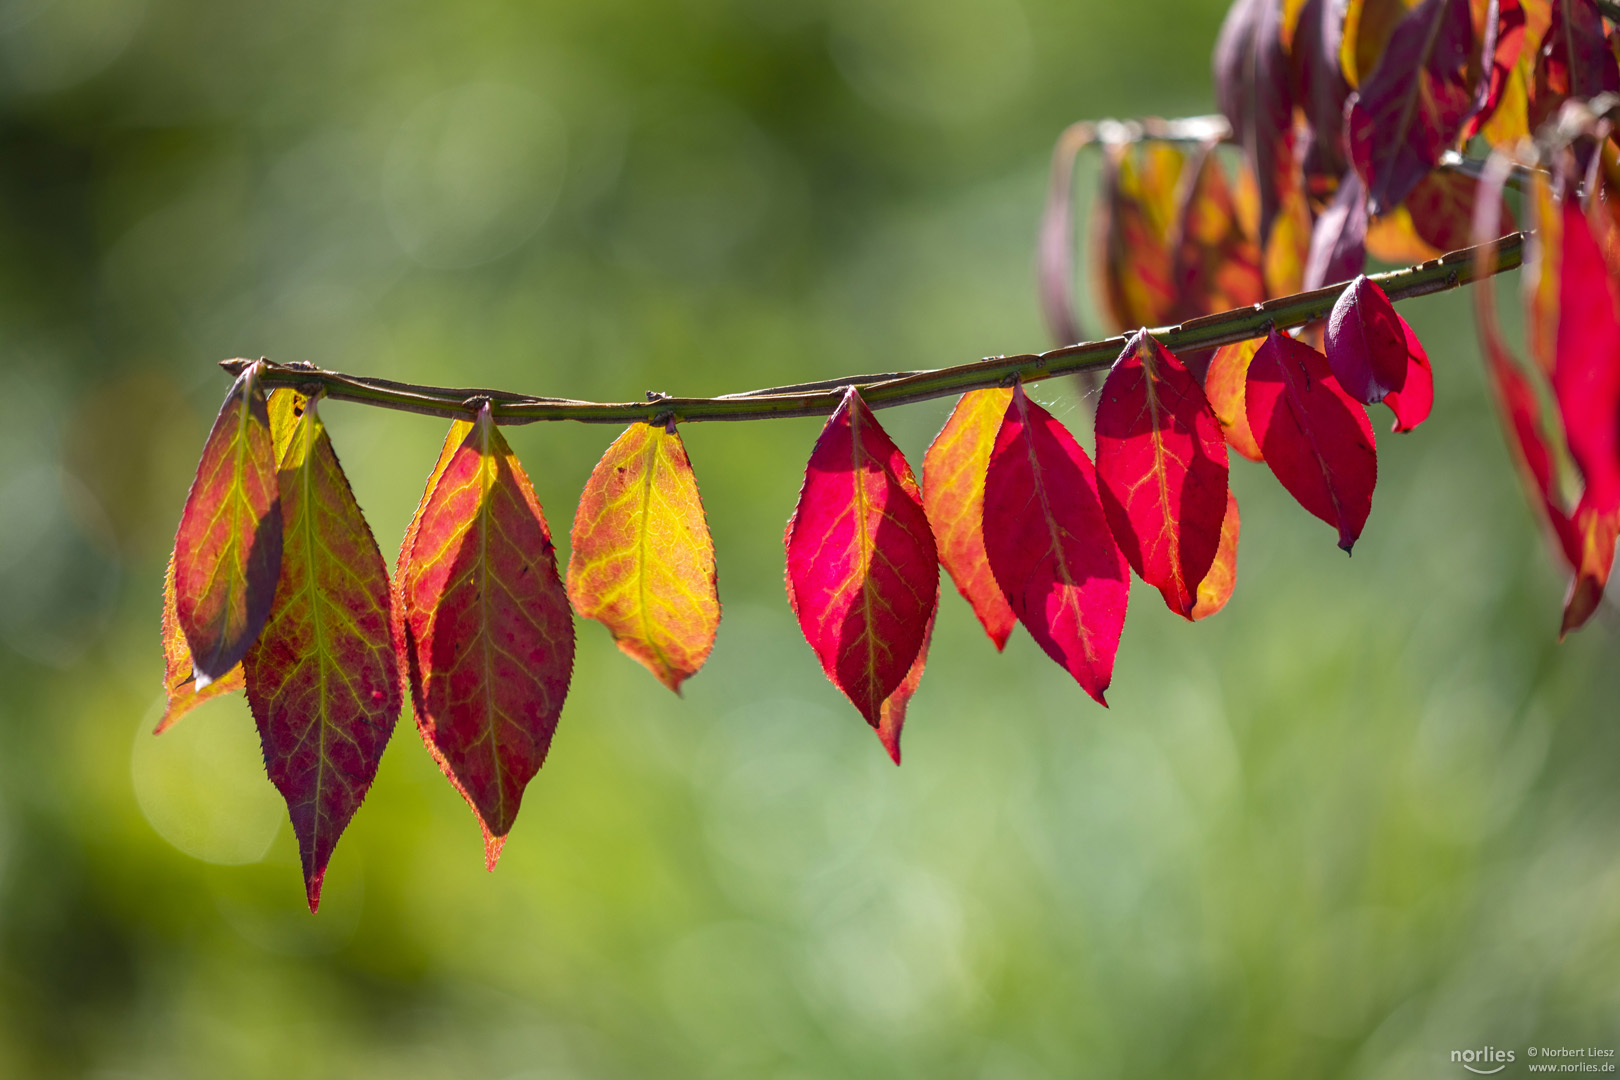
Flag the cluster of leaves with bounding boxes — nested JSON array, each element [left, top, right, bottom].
[[155, 0, 1620, 909]]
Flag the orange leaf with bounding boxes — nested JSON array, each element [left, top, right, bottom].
[[1092, 142, 1188, 330], [1205, 337, 1267, 462], [567, 421, 719, 693], [397, 405, 575, 869], [922, 387, 1017, 650], [1192, 490, 1241, 620]]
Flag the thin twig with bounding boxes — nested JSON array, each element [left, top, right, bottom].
[[224, 233, 1526, 426]]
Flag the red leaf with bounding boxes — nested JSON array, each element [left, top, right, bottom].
[[1304, 170, 1370, 290], [1529, 0, 1619, 134], [876, 598, 936, 765], [1464, 0, 1528, 137], [983, 385, 1130, 704], [1192, 489, 1242, 620], [1551, 197, 1620, 516], [155, 550, 245, 734], [397, 405, 575, 868], [1246, 328, 1380, 550], [172, 362, 282, 682], [1347, 0, 1478, 215], [1325, 274, 1410, 404], [785, 387, 939, 728], [1384, 315, 1436, 432], [922, 388, 1017, 649], [1205, 337, 1267, 462], [1214, 0, 1297, 242], [1095, 331, 1231, 619], [243, 400, 399, 911]]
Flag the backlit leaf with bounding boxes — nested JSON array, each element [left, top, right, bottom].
[[1205, 337, 1267, 462], [1325, 274, 1410, 403], [1528, 0, 1619, 134], [1304, 170, 1370, 289], [156, 387, 308, 734], [172, 361, 283, 683], [1092, 142, 1188, 330], [1291, 0, 1352, 191], [1384, 314, 1436, 432], [922, 387, 1017, 650], [1214, 0, 1296, 242], [567, 421, 719, 693], [1404, 168, 1517, 253], [1263, 188, 1313, 297], [1341, 0, 1417, 88], [1171, 146, 1266, 320], [1095, 331, 1231, 619], [242, 399, 399, 912], [1192, 490, 1242, 620], [398, 405, 575, 868], [1346, 0, 1477, 215], [1246, 328, 1379, 550], [1464, 0, 1528, 136], [875, 601, 935, 766], [1560, 496, 1619, 635], [983, 385, 1130, 704], [785, 387, 939, 729], [1549, 196, 1620, 515]]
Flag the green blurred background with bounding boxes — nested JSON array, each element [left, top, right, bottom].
[[0, 0, 1615, 1076]]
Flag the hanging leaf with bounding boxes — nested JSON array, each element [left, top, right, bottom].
[[1340, 0, 1417, 89], [1304, 170, 1370, 289], [172, 361, 283, 683], [1095, 331, 1231, 619], [1325, 274, 1410, 404], [785, 387, 939, 729], [156, 387, 308, 733], [1264, 189, 1314, 297], [1170, 145, 1266, 320], [567, 420, 719, 693], [1464, 0, 1528, 136], [1549, 196, 1620, 516], [1346, 0, 1478, 215], [922, 388, 1018, 650], [1528, 0, 1619, 134], [1214, 0, 1296, 243], [1246, 328, 1379, 550], [1384, 314, 1436, 432], [242, 399, 399, 912], [1192, 490, 1242, 620], [1407, 169, 1518, 253], [983, 385, 1130, 704], [1525, 171, 1564, 378], [1291, 0, 1352, 192], [1205, 337, 1268, 462], [1092, 142, 1188, 330], [397, 405, 575, 868]]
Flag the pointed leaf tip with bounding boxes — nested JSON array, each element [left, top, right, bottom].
[[923, 388, 1017, 650], [172, 361, 283, 681], [1246, 329, 1378, 552], [1384, 314, 1433, 433], [567, 421, 719, 693], [397, 405, 575, 856], [786, 387, 939, 728], [984, 385, 1129, 705], [1095, 331, 1230, 620], [243, 400, 400, 910]]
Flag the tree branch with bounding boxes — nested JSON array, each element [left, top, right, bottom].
[[224, 232, 1525, 426]]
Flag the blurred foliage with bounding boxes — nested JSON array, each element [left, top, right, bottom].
[[0, 0, 1615, 1076]]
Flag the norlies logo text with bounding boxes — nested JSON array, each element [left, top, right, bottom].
[[1453, 1047, 1516, 1075]]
